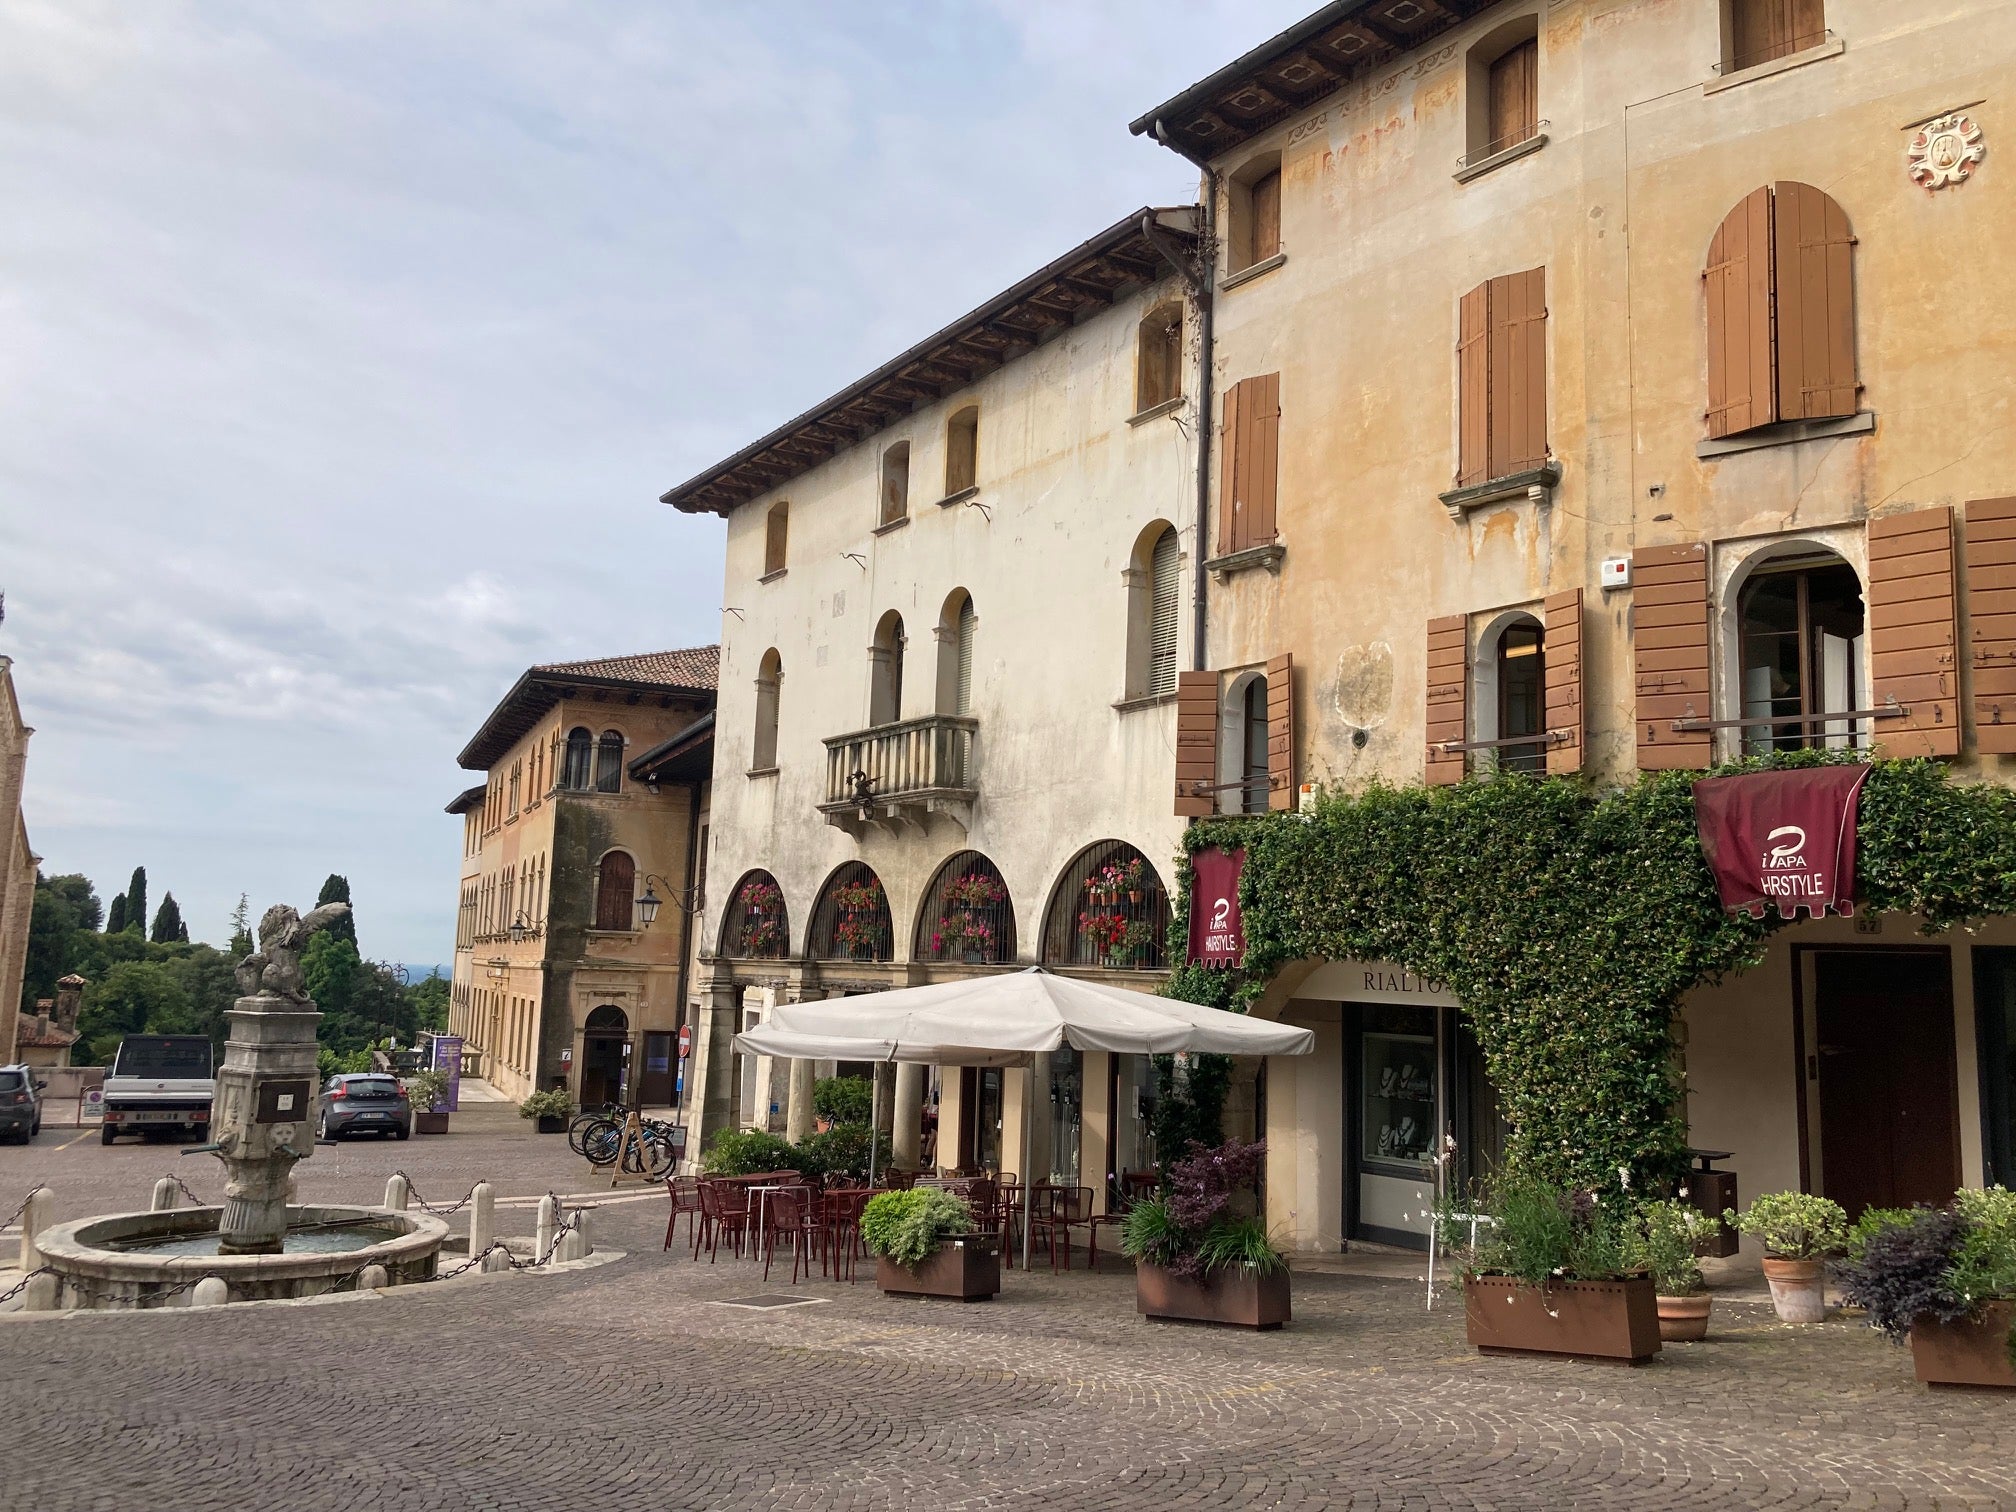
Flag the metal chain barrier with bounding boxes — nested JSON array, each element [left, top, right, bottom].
[[0, 1265, 54, 1308], [0, 1181, 48, 1234], [165, 1173, 212, 1208], [390, 1172, 484, 1217]]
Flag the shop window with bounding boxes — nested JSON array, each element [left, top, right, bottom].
[[1735, 553, 1865, 753], [1226, 154, 1281, 274], [945, 406, 979, 496], [594, 850, 635, 932], [808, 861, 894, 962], [561, 727, 594, 791], [1135, 303, 1183, 412], [764, 502, 788, 576], [915, 850, 1016, 965], [1040, 840, 1169, 972], [719, 870, 789, 959], [1723, 0, 1825, 72], [594, 730, 624, 793], [752, 650, 781, 771], [870, 610, 906, 726], [880, 443, 910, 526]]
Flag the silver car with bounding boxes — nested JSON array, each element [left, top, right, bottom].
[[0, 1065, 42, 1143], [316, 1073, 412, 1141]]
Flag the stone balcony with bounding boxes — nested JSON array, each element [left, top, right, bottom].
[[819, 713, 978, 835]]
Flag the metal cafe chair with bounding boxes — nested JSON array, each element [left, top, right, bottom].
[[1032, 1186, 1096, 1272], [663, 1174, 702, 1252], [761, 1185, 819, 1284]]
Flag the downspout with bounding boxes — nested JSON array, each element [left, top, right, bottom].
[[1149, 120, 1220, 673], [673, 776, 702, 1107]]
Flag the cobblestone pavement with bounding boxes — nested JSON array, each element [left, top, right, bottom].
[[2, 1127, 2010, 1511]]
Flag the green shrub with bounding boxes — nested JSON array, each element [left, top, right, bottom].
[[1727, 1191, 1848, 1259], [404, 1069, 451, 1112], [813, 1076, 874, 1126], [1629, 1199, 1711, 1295], [1845, 1206, 1917, 1263], [1950, 1186, 2016, 1304], [858, 1189, 974, 1269], [518, 1089, 574, 1121], [1440, 1172, 1633, 1286], [795, 1124, 892, 1183], [701, 1128, 800, 1176], [1117, 1139, 1285, 1278]]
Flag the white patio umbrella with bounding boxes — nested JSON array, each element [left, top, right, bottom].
[[732, 967, 1314, 1267]]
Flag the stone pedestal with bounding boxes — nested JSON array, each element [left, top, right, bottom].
[[214, 992, 320, 1254]]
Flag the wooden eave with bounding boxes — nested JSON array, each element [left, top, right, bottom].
[[1127, 0, 1498, 162], [457, 671, 715, 772], [661, 206, 1199, 516]]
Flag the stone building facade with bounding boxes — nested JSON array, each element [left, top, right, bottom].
[[0, 658, 38, 1068]]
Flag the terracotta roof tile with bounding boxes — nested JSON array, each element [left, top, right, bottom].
[[16, 1013, 78, 1049], [532, 646, 718, 688]]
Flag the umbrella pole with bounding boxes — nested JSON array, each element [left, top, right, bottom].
[[869, 1060, 883, 1188], [1021, 1063, 1033, 1272]]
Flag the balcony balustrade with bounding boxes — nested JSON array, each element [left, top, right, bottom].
[[819, 713, 978, 834]]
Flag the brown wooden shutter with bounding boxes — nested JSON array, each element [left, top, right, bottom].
[[1457, 283, 1489, 487], [1175, 669, 1219, 816], [1425, 615, 1469, 785], [1250, 170, 1281, 264], [1487, 38, 1537, 153], [1497, 268, 1547, 476], [1543, 588, 1584, 775], [1966, 498, 2016, 754], [1218, 375, 1280, 554], [1265, 652, 1296, 810], [1868, 505, 1959, 758], [1704, 187, 1776, 440], [595, 850, 635, 932], [1632, 543, 1713, 769], [1216, 381, 1243, 556], [1772, 181, 1858, 423]]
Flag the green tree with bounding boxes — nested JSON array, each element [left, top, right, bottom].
[[303, 932, 362, 1057], [161, 945, 241, 1046], [405, 970, 450, 1032], [106, 892, 127, 935], [74, 960, 191, 1065], [123, 867, 148, 936], [315, 874, 357, 948], [150, 892, 185, 944], [24, 873, 92, 1008], [43, 874, 102, 933], [228, 894, 254, 957]]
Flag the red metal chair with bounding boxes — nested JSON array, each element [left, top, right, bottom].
[[1033, 1187, 1095, 1272], [664, 1174, 701, 1252], [698, 1179, 753, 1263], [761, 1185, 818, 1283]]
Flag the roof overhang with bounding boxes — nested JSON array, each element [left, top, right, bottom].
[[457, 671, 715, 772], [661, 206, 1199, 517], [628, 710, 715, 786], [445, 785, 486, 816], [1128, 0, 1498, 164]]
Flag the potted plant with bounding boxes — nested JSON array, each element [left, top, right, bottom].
[[1838, 1188, 2016, 1389], [834, 913, 884, 960], [1631, 1198, 1715, 1341], [1728, 1191, 1847, 1323], [1120, 1139, 1290, 1329], [931, 912, 995, 964], [860, 1188, 999, 1300], [519, 1088, 573, 1134], [1442, 1172, 1659, 1364], [811, 1075, 874, 1133], [406, 1069, 452, 1135]]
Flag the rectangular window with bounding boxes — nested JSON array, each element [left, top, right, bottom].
[[1216, 373, 1281, 555], [1455, 268, 1548, 488], [1726, 0, 1825, 72], [945, 407, 979, 496], [1248, 170, 1280, 265], [764, 503, 788, 575], [1486, 38, 1537, 155]]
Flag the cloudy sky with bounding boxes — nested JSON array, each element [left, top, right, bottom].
[[1, 0, 1308, 967]]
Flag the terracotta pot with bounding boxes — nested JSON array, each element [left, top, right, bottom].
[[1761, 1256, 1827, 1323], [413, 1110, 451, 1136], [1656, 1292, 1713, 1342], [1909, 1301, 2016, 1390], [1463, 1275, 1662, 1364], [1136, 1261, 1291, 1330], [876, 1234, 1000, 1301]]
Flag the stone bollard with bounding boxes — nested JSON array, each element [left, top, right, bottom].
[[191, 1277, 229, 1308], [467, 1182, 495, 1262], [151, 1177, 180, 1213], [535, 1194, 559, 1265], [560, 1208, 593, 1263], [481, 1248, 512, 1275], [355, 1263, 389, 1292], [17, 1188, 50, 1275], [22, 1272, 58, 1312], [384, 1174, 409, 1211]]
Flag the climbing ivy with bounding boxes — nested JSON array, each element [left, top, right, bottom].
[[1161, 751, 2016, 1195]]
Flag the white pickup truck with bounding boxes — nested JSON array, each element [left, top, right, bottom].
[[101, 1034, 216, 1144]]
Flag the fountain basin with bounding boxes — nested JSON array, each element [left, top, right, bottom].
[[36, 1205, 448, 1310]]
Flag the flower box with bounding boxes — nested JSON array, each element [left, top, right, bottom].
[[876, 1234, 1000, 1301], [1463, 1275, 1662, 1364], [1909, 1301, 2016, 1390], [413, 1111, 451, 1136], [1136, 1261, 1291, 1330], [534, 1114, 567, 1134]]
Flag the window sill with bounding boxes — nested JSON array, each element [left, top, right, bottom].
[[1127, 397, 1184, 427], [585, 929, 642, 940], [1438, 462, 1561, 522], [1219, 252, 1286, 293], [871, 515, 910, 536], [1112, 690, 1179, 714], [758, 567, 787, 584], [1453, 132, 1547, 185], [1204, 541, 1286, 581], [935, 486, 979, 509], [746, 765, 780, 780], [1703, 35, 1844, 95], [1696, 411, 1874, 459]]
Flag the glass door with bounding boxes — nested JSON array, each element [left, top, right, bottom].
[[1352, 1004, 1438, 1247]]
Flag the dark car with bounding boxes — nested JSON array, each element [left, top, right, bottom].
[[0, 1065, 43, 1143], [317, 1074, 411, 1141]]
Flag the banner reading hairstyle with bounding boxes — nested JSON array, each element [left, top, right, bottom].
[[1187, 847, 1247, 966], [1692, 765, 1869, 919]]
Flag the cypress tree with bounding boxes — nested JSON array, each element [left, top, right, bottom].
[[228, 894, 254, 957], [150, 893, 184, 945], [315, 874, 358, 948], [125, 867, 148, 935], [107, 893, 128, 935]]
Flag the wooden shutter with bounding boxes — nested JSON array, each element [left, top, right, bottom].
[[1149, 528, 1180, 695], [1175, 670, 1219, 816], [1218, 374, 1280, 555], [1265, 653, 1296, 811], [1633, 543, 1713, 769], [1216, 380, 1243, 555], [595, 851, 634, 932], [1543, 588, 1584, 775], [765, 505, 788, 574], [1495, 268, 1548, 477], [1966, 498, 2016, 753], [1868, 505, 1959, 758], [1704, 188, 1776, 440], [1425, 615, 1469, 785], [1457, 283, 1489, 487], [955, 597, 976, 716], [1772, 181, 1858, 423], [1487, 38, 1537, 153], [1250, 170, 1281, 264]]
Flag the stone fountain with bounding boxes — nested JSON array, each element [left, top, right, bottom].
[[34, 901, 446, 1309]]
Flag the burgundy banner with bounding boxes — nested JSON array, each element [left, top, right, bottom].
[[1692, 766, 1869, 919], [1187, 847, 1247, 966]]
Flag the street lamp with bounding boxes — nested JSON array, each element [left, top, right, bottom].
[[636, 872, 702, 928], [508, 913, 527, 945]]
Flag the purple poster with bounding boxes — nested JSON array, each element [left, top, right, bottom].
[[430, 1034, 463, 1112]]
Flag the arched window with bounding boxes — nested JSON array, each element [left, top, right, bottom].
[[764, 502, 788, 576], [719, 870, 789, 959], [561, 727, 593, 790], [1136, 303, 1183, 413], [1240, 677, 1270, 813], [871, 611, 906, 726], [808, 862, 895, 961], [1125, 523, 1182, 699], [752, 650, 781, 772], [1040, 841, 1170, 972], [595, 850, 635, 932], [595, 730, 624, 793], [945, 406, 979, 496], [880, 442, 910, 526], [915, 851, 1016, 965], [1227, 153, 1281, 274], [1736, 550, 1865, 754], [1491, 616, 1547, 775], [935, 591, 976, 717]]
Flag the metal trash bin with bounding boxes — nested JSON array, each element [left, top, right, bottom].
[[1683, 1149, 1739, 1258]]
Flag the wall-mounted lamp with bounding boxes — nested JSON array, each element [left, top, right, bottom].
[[636, 871, 703, 928]]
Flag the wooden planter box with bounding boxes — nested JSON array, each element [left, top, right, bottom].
[[413, 1111, 451, 1136], [1910, 1301, 2016, 1390], [1464, 1275, 1662, 1364], [1136, 1261, 1291, 1330], [534, 1114, 567, 1134], [876, 1234, 1000, 1301]]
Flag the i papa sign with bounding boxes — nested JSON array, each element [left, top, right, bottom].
[[1187, 847, 1247, 966], [1692, 766, 1868, 920]]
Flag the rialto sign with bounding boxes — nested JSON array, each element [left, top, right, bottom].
[[1186, 847, 1246, 966], [1692, 765, 1869, 919]]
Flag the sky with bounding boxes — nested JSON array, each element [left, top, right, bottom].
[[0, 0, 1312, 968]]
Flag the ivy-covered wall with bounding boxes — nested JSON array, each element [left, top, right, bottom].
[[1163, 752, 2016, 1194]]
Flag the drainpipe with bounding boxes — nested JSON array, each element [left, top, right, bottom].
[[672, 776, 702, 1108]]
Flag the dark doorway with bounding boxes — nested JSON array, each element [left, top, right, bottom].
[[1972, 948, 2016, 1188], [638, 1030, 674, 1107], [581, 1004, 630, 1107], [1811, 950, 1959, 1220]]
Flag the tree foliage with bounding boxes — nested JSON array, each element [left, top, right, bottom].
[[123, 867, 147, 936], [149, 892, 187, 944], [106, 893, 127, 936], [315, 874, 358, 947]]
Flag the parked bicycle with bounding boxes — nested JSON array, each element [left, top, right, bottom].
[[566, 1101, 628, 1157]]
